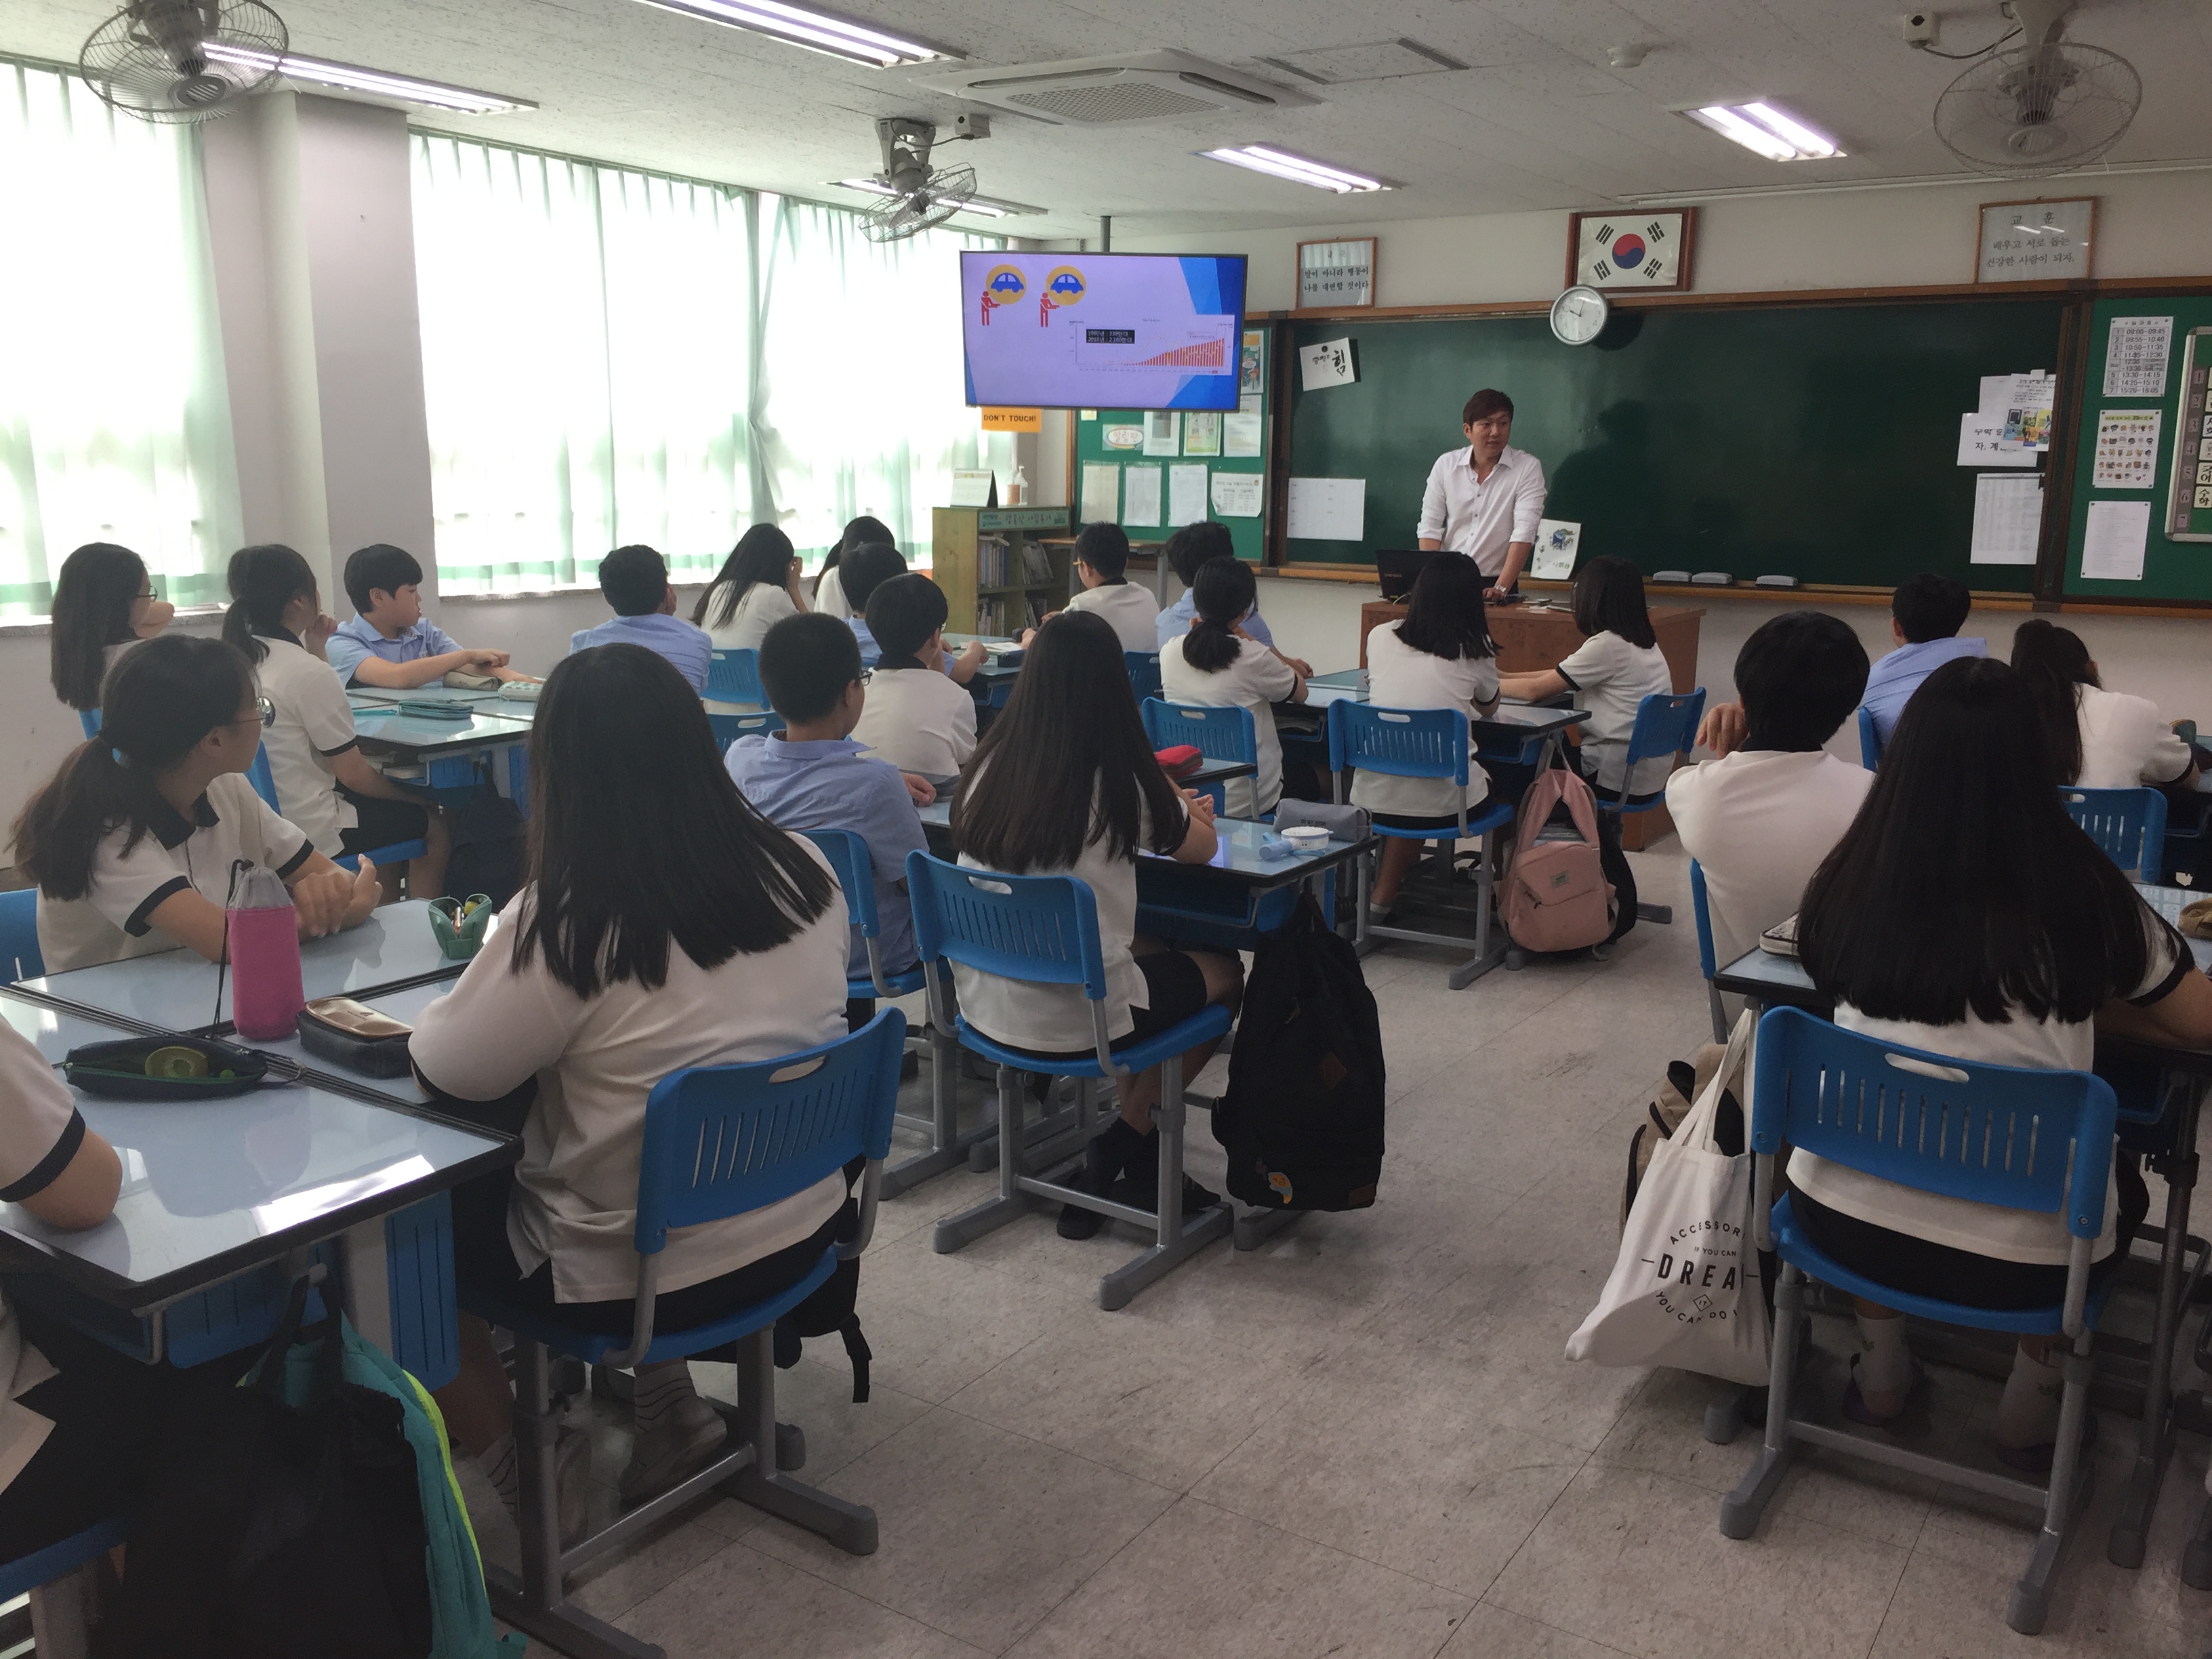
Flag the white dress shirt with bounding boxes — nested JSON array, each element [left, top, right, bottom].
[[1416, 445, 1547, 579]]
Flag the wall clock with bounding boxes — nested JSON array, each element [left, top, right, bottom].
[[1551, 285, 1610, 346]]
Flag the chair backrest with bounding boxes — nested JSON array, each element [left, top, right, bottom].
[[1856, 706, 1881, 770], [635, 1008, 904, 1255], [2060, 785, 2167, 882], [79, 710, 102, 741], [707, 709, 785, 752], [801, 828, 880, 937], [903, 849, 1107, 999], [706, 648, 764, 705], [1142, 697, 1258, 766], [246, 744, 280, 811], [1326, 699, 1469, 787], [0, 888, 43, 981], [1124, 652, 1163, 701], [1688, 858, 1717, 981], [1622, 688, 1707, 769], [1750, 1005, 2116, 1238]]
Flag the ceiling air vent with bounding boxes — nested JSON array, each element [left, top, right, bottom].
[[1257, 39, 1469, 85], [915, 49, 1320, 127]]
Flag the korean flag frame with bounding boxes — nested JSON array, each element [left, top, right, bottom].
[[1567, 207, 1696, 293]]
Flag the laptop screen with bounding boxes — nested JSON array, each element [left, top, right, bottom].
[[1373, 548, 1437, 602]]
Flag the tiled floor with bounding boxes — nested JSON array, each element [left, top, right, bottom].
[[466, 843, 2212, 1658]]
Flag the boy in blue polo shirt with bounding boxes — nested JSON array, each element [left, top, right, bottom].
[[1860, 573, 1985, 747], [569, 544, 714, 691], [725, 614, 932, 1003], [327, 544, 529, 689]]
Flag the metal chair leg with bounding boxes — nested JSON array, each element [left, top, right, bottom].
[[1706, 983, 1729, 1046], [882, 1023, 984, 1198], [1720, 1266, 1804, 1538], [1097, 1052, 1229, 1309], [721, 1328, 877, 1555], [933, 1063, 1038, 1252], [2009, 1334, 2099, 1635], [2182, 1490, 2212, 1589]]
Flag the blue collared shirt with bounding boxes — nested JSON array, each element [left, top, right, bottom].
[[327, 614, 462, 685], [570, 612, 714, 692], [1862, 636, 1987, 745], [724, 734, 926, 980], [1155, 592, 1273, 652]]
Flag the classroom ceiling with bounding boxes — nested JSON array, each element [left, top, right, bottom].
[[9, 0, 2212, 240]]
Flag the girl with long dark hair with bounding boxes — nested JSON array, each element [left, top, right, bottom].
[[952, 610, 1243, 1238], [692, 523, 806, 650], [1158, 556, 1307, 816], [48, 541, 174, 714], [2009, 617, 2196, 792], [813, 515, 894, 621]]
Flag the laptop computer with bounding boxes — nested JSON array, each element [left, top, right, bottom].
[[1373, 548, 1437, 601]]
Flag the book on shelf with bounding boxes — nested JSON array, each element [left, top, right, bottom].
[[1020, 543, 1052, 583]]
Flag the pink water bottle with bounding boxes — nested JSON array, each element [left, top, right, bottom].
[[228, 863, 304, 1040]]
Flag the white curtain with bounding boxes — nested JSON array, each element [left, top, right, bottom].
[[0, 62, 241, 617]]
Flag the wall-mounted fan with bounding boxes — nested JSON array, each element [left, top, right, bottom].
[[80, 0, 288, 123], [1933, 0, 2141, 176], [853, 119, 977, 243]]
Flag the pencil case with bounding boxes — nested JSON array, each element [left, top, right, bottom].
[[1272, 800, 1370, 842], [394, 700, 472, 720], [63, 1035, 276, 1099], [295, 997, 415, 1078], [1156, 745, 1204, 779], [497, 681, 540, 701], [428, 894, 496, 960], [443, 670, 499, 691]]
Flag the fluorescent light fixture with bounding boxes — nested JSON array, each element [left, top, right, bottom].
[[832, 179, 1042, 218], [1683, 101, 1841, 161], [1200, 144, 1391, 193], [632, 0, 956, 66], [201, 43, 533, 112]]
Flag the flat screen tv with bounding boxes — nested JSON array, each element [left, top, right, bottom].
[[960, 251, 1248, 412]]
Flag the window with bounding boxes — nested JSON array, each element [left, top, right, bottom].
[[0, 62, 242, 619]]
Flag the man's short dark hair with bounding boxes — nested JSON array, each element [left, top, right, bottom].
[[1164, 520, 1233, 587], [1736, 612, 1870, 752], [1073, 521, 1130, 580], [760, 613, 861, 722], [865, 573, 949, 663], [837, 543, 908, 614], [1462, 388, 1514, 426], [1891, 573, 1971, 644], [344, 544, 422, 614], [599, 544, 670, 616]]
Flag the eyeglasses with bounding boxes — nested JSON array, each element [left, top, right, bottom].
[[136, 577, 165, 600], [230, 697, 276, 730]]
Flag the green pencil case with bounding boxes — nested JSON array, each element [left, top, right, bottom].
[[429, 893, 496, 960], [394, 700, 472, 721]]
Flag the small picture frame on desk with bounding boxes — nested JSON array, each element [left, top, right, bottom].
[[1974, 197, 2095, 283], [1296, 238, 1376, 310]]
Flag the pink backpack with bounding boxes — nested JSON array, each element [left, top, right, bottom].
[[1500, 766, 1616, 953]]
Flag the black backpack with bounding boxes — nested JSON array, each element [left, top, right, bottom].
[[1214, 896, 1387, 1210], [117, 1276, 432, 1659], [443, 760, 525, 909], [773, 1156, 873, 1401]]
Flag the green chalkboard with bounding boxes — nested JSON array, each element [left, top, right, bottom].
[[1286, 300, 2066, 593], [2064, 298, 2212, 604]]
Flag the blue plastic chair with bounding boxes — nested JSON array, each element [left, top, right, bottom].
[[251, 744, 430, 884], [1688, 859, 1726, 1042], [461, 1010, 902, 1653], [706, 647, 766, 708], [1124, 651, 1162, 701], [1143, 697, 1258, 815], [906, 850, 1233, 1310], [1, 888, 41, 982], [1328, 699, 1515, 990], [246, 743, 280, 811], [2060, 785, 2167, 882], [1592, 688, 1706, 925], [708, 708, 785, 752], [1856, 705, 1882, 769], [79, 709, 102, 740], [1723, 1006, 2118, 1635], [800, 830, 925, 1002], [0, 1515, 129, 1643]]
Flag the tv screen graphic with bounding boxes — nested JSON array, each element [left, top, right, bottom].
[[960, 251, 1248, 412]]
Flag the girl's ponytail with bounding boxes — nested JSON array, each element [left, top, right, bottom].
[[1181, 556, 1256, 674], [223, 544, 318, 665]]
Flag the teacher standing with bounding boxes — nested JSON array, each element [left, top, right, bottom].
[[1417, 388, 1547, 594]]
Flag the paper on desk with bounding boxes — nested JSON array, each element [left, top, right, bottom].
[[2082, 499, 2151, 581], [1286, 476, 1366, 541], [1143, 411, 1181, 457], [1080, 462, 1120, 525], [1168, 463, 1209, 527], [1958, 411, 2036, 467], [1969, 473, 2043, 565], [1121, 463, 1162, 527], [1210, 471, 1263, 517], [1223, 412, 1263, 457]]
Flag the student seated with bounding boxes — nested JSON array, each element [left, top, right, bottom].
[[1859, 572, 1984, 747], [951, 611, 1243, 1238], [1352, 552, 1500, 916], [1498, 555, 1671, 939], [413, 642, 855, 1526], [15, 636, 380, 973], [2009, 617, 2196, 793], [1158, 556, 1307, 817], [725, 614, 932, 1007], [571, 544, 713, 692], [838, 544, 983, 684], [1668, 613, 1873, 969], [49, 541, 175, 716], [812, 515, 893, 622], [326, 543, 524, 689], [1794, 657, 2212, 1463], [1023, 522, 1158, 652], [694, 523, 806, 654], [852, 573, 978, 777], [224, 544, 449, 901]]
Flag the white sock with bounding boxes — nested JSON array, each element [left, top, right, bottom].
[[478, 1431, 519, 1515], [1996, 1345, 2065, 1449], [631, 1364, 698, 1437], [1853, 1311, 1915, 1399]]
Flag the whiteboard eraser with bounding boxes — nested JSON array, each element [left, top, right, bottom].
[[1690, 571, 1734, 586], [1754, 574, 1799, 588], [1653, 569, 1692, 584]]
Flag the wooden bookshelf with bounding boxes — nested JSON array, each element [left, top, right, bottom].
[[933, 507, 1073, 636]]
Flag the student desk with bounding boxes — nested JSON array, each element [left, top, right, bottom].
[[346, 695, 534, 799], [1301, 674, 1591, 774], [1712, 887, 2212, 1576]]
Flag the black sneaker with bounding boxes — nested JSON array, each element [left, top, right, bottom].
[[1057, 1124, 1136, 1240]]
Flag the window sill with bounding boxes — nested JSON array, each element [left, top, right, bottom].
[[0, 603, 227, 636]]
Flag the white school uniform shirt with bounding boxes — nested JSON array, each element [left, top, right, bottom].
[[407, 859, 850, 1305], [2073, 682, 2192, 789], [1790, 903, 2189, 1267], [814, 567, 854, 621], [705, 583, 801, 656], [852, 665, 977, 777], [1415, 445, 1547, 579], [1063, 581, 1161, 653], [0, 1024, 79, 1499], [1348, 622, 1497, 819], [1666, 749, 1873, 970], [37, 773, 316, 974], [1555, 630, 1674, 796], [954, 776, 1186, 1053], [98, 637, 148, 703], [1159, 633, 1299, 817], [251, 632, 361, 858]]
